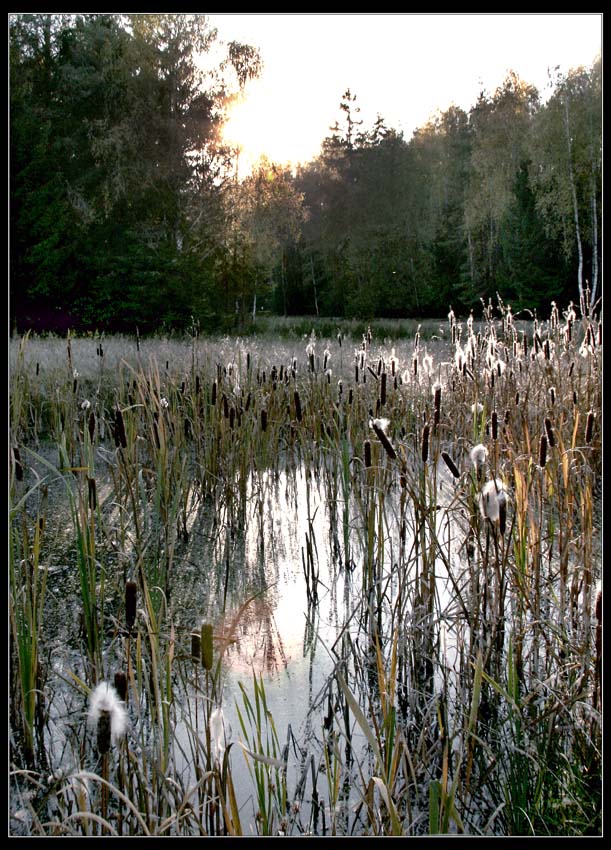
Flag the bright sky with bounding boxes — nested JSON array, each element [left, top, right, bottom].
[[207, 13, 602, 174]]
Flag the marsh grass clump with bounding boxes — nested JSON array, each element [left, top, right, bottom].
[[9, 300, 601, 836]]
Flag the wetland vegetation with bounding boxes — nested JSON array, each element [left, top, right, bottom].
[[9, 301, 602, 836]]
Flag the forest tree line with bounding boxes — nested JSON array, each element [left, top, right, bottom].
[[10, 13, 601, 333]]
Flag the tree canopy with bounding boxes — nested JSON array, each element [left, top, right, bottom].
[[10, 14, 601, 333]]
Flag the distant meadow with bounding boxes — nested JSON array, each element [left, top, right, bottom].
[[9, 301, 602, 836]]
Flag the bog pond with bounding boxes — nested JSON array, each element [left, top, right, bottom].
[[9, 310, 602, 836]]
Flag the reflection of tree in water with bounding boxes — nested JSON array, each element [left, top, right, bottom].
[[220, 595, 290, 676]]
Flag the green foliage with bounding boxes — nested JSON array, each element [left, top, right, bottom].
[[9, 15, 601, 332]]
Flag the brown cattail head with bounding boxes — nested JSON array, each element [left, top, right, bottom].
[[87, 477, 97, 511], [585, 411, 595, 444], [97, 711, 112, 755], [201, 622, 214, 671], [538, 433, 548, 468], [441, 451, 460, 479], [125, 581, 137, 632], [261, 409, 268, 432], [191, 631, 201, 664], [434, 384, 441, 414], [294, 391, 302, 422], [371, 421, 396, 460], [88, 410, 96, 442], [380, 371, 387, 407], [544, 417, 555, 448], [114, 671, 128, 702], [595, 588, 602, 624], [421, 424, 430, 464], [498, 498, 507, 536], [364, 439, 372, 468], [491, 410, 498, 441], [114, 407, 127, 449]]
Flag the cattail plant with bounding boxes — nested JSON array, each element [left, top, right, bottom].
[[479, 478, 507, 525], [585, 411, 595, 444], [87, 682, 127, 754], [421, 423, 430, 464], [470, 443, 488, 478], [114, 671, 128, 703], [125, 581, 137, 633], [191, 631, 201, 664], [441, 451, 460, 479], [370, 418, 396, 461], [201, 622, 214, 672], [114, 407, 127, 449], [294, 390, 302, 422], [538, 433, 548, 469], [433, 382, 441, 428]]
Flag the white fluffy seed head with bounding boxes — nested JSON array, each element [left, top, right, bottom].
[[470, 443, 488, 469], [87, 682, 127, 745], [479, 478, 507, 522], [371, 417, 390, 434], [209, 707, 231, 761]]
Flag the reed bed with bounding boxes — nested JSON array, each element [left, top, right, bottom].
[[9, 298, 601, 836]]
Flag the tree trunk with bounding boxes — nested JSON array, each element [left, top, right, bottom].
[[310, 253, 319, 317], [281, 252, 287, 317], [590, 176, 599, 308], [563, 96, 584, 304], [467, 229, 476, 287]]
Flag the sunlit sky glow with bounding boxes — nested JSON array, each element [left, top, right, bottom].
[[207, 13, 602, 174]]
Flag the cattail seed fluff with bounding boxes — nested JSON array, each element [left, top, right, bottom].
[[479, 478, 507, 523], [87, 682, 127, 754]]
